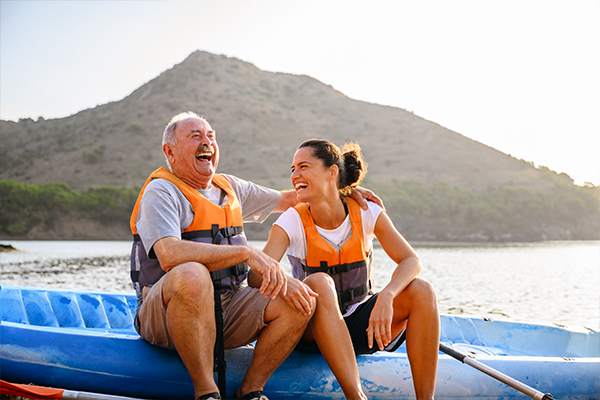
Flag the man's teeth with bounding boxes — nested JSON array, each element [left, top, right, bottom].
[[295, 183, 307, 190]]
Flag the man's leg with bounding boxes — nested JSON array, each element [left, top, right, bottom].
[[235, 294, 314, 397], [161, 262, 219, 399]]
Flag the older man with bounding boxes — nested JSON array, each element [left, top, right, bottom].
[[130, 112, 379, 400]]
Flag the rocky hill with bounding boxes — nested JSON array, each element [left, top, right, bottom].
[[0, 51, 572, 193], [2, 51, 596, 242]]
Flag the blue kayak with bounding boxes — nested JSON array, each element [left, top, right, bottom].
[[1, 285, 598, 399]]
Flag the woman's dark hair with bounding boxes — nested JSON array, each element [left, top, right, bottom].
[[298, 139, 368, 196]]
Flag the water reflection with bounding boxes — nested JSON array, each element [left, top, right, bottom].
[[1, 240, 598, 330]]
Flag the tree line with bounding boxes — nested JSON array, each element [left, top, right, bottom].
[[364, 180, 600, 241], [0, 179, 598, 241], [0, 180, 139, 237]]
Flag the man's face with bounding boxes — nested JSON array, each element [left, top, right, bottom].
[[164, 117, 219, 188]]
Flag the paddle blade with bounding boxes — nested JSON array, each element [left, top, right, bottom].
[[0, 380, 64, 399]]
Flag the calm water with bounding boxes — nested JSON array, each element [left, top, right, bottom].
[[1, 240, 598, 330]]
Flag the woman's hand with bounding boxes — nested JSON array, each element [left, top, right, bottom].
[[282, 277, 318, 316], [367, 291, 395, 350]]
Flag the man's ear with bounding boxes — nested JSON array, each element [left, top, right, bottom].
[[163, 143, 174, 163]]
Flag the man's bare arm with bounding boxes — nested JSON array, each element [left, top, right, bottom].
[[273, 190, 298, 213], [153, 236, 287, 298], [153, 236, 253, 272]]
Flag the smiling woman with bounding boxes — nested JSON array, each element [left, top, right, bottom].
[[262, 138, 440, 399]]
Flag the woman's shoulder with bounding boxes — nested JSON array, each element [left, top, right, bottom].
[[277, 207, 301, 226], [362, 200, 383, 217]]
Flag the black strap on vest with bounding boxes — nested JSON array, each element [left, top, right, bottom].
[[209, 264, 249, 399], [212, 279, 227, 398], [302, 259, 368, 275], [206, 225, 244, 400], [338, 281, 371, 314], [132, 225, 243, 244], [133, 224, 245, 398]]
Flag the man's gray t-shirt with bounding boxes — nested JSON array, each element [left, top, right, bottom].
[[135, 174, 281, 257]]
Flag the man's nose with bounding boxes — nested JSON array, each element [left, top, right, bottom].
[[200, 134, 211, 146]]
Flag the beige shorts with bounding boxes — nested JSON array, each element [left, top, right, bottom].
[[136, 275, 270, 350]]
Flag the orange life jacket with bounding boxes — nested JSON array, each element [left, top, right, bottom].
[[130, 167, 247, 294], [290, 198, 374, 313]]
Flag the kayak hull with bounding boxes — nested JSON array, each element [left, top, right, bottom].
[[1, 286, 598, 399]]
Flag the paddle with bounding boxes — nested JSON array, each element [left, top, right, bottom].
[[439, 343, 555, 400], [0, 380, 149, 400]]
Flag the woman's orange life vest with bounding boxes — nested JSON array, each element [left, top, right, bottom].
[[290, 198, 374, 313], [130, 167, 248, 294]]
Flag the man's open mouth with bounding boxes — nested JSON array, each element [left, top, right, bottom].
[[196, 146, 214, 161]]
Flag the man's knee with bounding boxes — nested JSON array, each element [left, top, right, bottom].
[[164, 262, 213, 301]]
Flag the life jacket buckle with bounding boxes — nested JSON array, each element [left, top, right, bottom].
[[212, 224, 224, 244], [220, 226, 237, 238]]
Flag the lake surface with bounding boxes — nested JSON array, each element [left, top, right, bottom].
[[1, 240, 598, 330]]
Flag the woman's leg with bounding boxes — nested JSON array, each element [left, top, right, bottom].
[[391, 277, 439, 400], [303, 273, 367, 400]]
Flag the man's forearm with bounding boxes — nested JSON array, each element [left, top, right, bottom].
[[153, 236, 252, 272]]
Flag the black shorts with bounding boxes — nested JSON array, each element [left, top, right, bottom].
[[295, 293, 406, 355]]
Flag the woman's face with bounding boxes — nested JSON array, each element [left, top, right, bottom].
[[291, 146, 338, 203]]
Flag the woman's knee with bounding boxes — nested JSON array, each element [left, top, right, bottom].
[[404, 278, 438, 308], [304, 272, 336, 294]]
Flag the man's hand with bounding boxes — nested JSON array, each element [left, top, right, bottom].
[[245, 247, 287, 299], [281, 277, 318, 315], [351, 186, 385, 210]]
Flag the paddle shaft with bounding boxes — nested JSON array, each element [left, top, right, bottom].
[[0, 380, 149, 400], [62, 391, 149, 400], [439, 343, 554, 400]]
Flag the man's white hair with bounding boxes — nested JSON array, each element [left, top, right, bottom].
[[163, 111, 205, 146], [162, 111, 206, 168]]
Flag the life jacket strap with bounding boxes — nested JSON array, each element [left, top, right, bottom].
[[210, 262, 249, 282], [133, 225, 243, 243], [338, 282, 371, 314], [303, 259, 367, 275], [213, 281, 227, 398]]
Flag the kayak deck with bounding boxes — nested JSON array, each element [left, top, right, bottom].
[[1, 285, 598, 399]]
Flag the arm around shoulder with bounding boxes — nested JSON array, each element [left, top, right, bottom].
[[273, 190, 299, 213]]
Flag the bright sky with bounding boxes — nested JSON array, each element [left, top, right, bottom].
[[1, 0, 599, 185]]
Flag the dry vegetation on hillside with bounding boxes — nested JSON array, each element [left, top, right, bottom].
[[1, 51, 597, 241]]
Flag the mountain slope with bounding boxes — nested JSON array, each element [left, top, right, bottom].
[[0, 51, 570, 192]]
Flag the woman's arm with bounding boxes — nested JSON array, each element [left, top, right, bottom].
[[262, 224, 291, 262], [367, 211, 422, 350], [375, 212, 422, 298]]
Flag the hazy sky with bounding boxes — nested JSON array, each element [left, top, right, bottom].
[[2, 0, 599, 185]]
